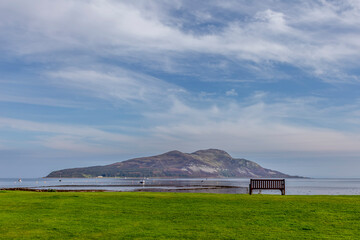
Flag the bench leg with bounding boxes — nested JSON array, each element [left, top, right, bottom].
[[249, 184, 252, 195], [281, 189, 285, 195]]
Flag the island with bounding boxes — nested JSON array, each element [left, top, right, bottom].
[[47, 149, 301, 178]]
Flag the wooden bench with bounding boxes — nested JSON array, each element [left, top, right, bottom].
[[249, 179, 285, 195]]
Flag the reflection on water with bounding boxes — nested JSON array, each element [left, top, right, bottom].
[[1, 178, 360, 195]]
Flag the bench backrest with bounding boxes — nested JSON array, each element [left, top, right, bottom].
[[250, 179, 285, 189]]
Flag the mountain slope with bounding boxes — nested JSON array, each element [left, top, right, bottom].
[[47, 149, 299, 178]]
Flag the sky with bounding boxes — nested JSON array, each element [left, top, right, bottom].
[[1, 0, 360, 178]]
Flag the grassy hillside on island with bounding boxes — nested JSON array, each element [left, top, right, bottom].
[[0, 191, 359, 239], [47, 149, 299, 178]]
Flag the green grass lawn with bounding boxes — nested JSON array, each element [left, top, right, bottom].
[[0, 191, 359, 239]]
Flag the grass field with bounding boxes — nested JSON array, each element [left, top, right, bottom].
[[0, 191, 359, 239]]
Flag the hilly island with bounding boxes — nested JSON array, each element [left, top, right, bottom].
[[47, 149, 299, 178]]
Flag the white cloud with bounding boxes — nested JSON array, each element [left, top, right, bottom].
[[1, 1, 360, 82], [0, 0, 187, 53], [225, 89, 238, 96]]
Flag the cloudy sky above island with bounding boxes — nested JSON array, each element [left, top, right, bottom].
[[1, 0, 360, 178]]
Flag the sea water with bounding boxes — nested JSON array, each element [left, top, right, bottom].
[[1, 178, 360, 195]]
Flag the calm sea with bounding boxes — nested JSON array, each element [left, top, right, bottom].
[[1, 178, 360, 195]]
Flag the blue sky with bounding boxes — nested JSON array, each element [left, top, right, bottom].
[[1, 0, 360, 178]]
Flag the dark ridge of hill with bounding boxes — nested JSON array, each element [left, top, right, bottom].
[[47, 149, 300, 178]]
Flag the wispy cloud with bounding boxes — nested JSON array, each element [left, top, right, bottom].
[[46, 67, 184, 104], [4, 93, 360, 155], [39, 135, 118, 154], [0, 94, 86, 108], [0, 117, 137, 153], [145, 96, 360, 154], [225, 89, 238, 96]]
